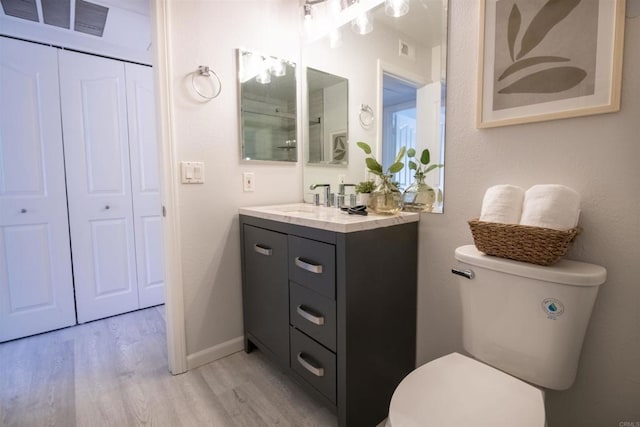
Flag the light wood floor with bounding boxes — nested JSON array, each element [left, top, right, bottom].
[[0, 306, 338, 427]]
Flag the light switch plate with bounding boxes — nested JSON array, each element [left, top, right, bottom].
[[181, 161, 205, 184]]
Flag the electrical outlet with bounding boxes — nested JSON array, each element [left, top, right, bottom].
[[243, 172, 255, 192]]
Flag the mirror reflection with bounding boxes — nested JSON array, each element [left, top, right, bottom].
[[301, 0, 447, 212], [307, 67, 349, 165], [238, 49, 297, 162]]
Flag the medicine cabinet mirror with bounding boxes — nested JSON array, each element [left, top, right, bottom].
[[238, 49, 298, 162], [301, 0, 448, 213]]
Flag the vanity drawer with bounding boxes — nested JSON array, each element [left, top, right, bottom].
[[290, 281, 336, 352], [288, 235, 335, 299], [290, 327, 336, 404]]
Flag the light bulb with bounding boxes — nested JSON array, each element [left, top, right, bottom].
[[271, 60, 286, 77], [256, 60, 271, 84], [384, 0, 409, 17], [351, 10, 373, 35]]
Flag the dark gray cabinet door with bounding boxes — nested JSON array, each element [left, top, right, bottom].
[[243, 225, 289, 366]]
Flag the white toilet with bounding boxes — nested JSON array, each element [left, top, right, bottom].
[[387, 245, 607, 427]]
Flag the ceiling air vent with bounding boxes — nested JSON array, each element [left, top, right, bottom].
[[0, 0, 38, 22], [41, 0, 70, 29], [74, 0, 108, 37]]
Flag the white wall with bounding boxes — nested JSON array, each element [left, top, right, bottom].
[[416, 2, 640, 426], [161, 0, 302, 362]]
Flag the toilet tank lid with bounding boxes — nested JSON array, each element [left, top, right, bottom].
[[455, 245, 606, 286]]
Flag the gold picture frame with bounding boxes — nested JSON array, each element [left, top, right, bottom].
[[477, 0, 625, 128]]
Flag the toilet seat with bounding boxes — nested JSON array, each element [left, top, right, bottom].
[[387, 353, 545, 427]]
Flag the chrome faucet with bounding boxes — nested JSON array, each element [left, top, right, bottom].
[[310, 184, 331, 206], [338, 183, 357, 208]]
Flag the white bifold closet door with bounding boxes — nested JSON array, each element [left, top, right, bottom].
[[0, 38, 76, 341], [124, 63, 165, 309]]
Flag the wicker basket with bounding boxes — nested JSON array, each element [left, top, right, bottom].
[[468, 219, 581, 266]]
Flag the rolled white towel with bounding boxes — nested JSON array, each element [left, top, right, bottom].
[[520, 184, 580, 231], [479, 185, 525, 224]]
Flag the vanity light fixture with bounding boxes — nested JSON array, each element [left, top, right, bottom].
[[303, 0, 329, 19], [304, 2, 313, 23], [255, 67, 271, 84], [384, 0, 409, 17], [271, 59, 287, 77], [351, 9, 373, 35]]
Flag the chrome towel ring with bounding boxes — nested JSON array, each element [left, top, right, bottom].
[[191, 65, 222, 100], [359, 103, 374, 128]]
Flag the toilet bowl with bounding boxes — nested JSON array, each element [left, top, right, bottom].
[[386, 245, 606, 427]]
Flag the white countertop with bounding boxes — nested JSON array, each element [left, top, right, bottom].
[[239, 203, 420, 233]]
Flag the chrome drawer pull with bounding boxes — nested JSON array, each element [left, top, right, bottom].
[[297, 352, 324, 377], [296, 305, 325, 326], [253, 244, 272, 256], [295, 257, 323, 274]]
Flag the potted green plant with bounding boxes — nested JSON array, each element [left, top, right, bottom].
[[403, 148, 444, 212], [356, 141, 405, 215], [355, 180, 375, 206]]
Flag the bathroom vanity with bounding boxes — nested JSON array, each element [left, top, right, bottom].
[[239, 204, 419, 426]]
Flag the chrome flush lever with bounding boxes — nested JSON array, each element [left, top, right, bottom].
[[451, 268, 475, 280]]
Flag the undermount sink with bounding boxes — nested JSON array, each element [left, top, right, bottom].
[[266, 204, 318, 214]]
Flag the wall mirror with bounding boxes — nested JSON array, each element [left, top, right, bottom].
[[301, 0, 448, 212], [307, 67, 349, 165], [238, 49, 298, 162]]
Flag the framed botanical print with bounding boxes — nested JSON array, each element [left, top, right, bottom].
[[477, 0, 625, 128]]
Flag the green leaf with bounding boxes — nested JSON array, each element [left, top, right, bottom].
[[408, 160, 418, 170], [425, 164, 443, 173], [420, 149, 431, 165], [393, 146, 406, 164], [365, 157, 383, 173], [356, 141, 372, 154], [407, 148, 416, 158], [388, 161, 404, 174]]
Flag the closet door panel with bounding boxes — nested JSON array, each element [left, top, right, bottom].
[[59, 50, 139, 323], [0, 38, 76, 342], [125, 63, 164, 308]]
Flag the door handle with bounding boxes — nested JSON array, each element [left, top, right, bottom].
[[296, 305, 325, 326], [253, 244, 272, 256], [294, 257, 323, 274], [297, 352, 324, 377]]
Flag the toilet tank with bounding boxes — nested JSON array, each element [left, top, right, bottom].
[[453, 245, 606, 390]]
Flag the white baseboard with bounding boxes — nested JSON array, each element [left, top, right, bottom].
[[186, 336, 244, 370]]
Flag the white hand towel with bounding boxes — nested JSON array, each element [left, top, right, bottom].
[[479, 185, 525, 224], [520, 184, 580, 231]]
